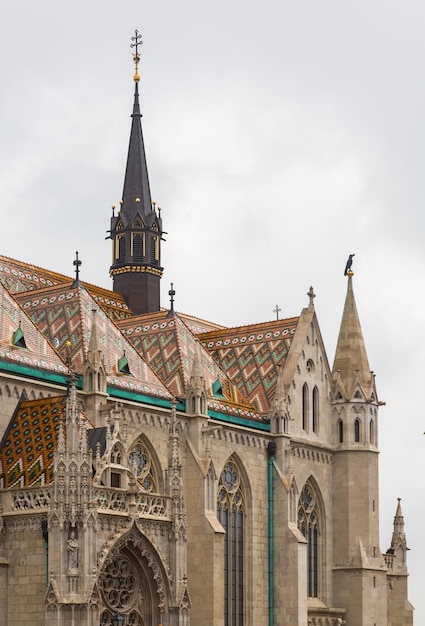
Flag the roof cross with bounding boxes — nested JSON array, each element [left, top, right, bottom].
[[169, 282, 176, 312], [273, 304, 281, 320], [73, 251, 81, 286], [130, 30, 143, 81]]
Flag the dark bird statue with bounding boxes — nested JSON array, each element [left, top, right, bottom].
[[344, 253, 355, 276]]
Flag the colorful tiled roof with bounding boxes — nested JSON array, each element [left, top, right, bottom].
[[0, 255, 131, 321], [118, 311, 256, 414], [198, 318, 299, 415], [0, 283, 68, 376], [14, 282, 173, 401], [0, 396, 66, 488], [0, 255, 70, 294]]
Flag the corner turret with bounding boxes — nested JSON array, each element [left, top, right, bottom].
[[385, 499, 414, 624], [331, 269, 387, 625]]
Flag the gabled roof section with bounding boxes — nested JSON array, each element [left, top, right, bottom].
[[0, 395, 66, 488], [179, 312, 224, 334], [0, 255, 131, 320], [14, 282, 173, 402], [118, 310, 258, 417], [0, 255, 70, 294], [198, 317, 299, 415], [0, 282, 68, 377]]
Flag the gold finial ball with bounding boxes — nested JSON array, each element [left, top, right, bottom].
[[135, 197, 140, 203], [158, 206, 162, 213], [119, 200, 124, 205], [134, 72, 140, 82], [347, 270, 354, 277], [111, 205, 115, 210]]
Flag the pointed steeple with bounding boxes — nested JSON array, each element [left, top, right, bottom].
[[121, 64, 152, 220], [109, 31, 164, 315], [332, 273, 374, 398], [387, 498, 408, 572]]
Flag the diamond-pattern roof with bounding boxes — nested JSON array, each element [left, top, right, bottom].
[[1, 256, 301, 418], [198, 318, 299, 415], [0, 282, 68, 376], [118, 311, 256, 415], [0, 255, 131, 321], [14, 283, 173, 401]]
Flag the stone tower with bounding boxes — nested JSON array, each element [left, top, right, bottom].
[[331, 271, 388, 624], [109, 31, 164, 314], [385, 499, 414, 625]]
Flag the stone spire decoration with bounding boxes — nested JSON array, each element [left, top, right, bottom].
[[167, 401, 191, 619], [46, 376, 99, 624], [186, 344, 208, 417], [109, 30, 164, 314], [387, 498, 409, 572], [82, 308, 107, 422], [332, 271, 376, 401]]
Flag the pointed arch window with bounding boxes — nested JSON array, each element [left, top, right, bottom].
[[128, 441, 158, 492], [312, 386, 319, 433], [298, 481, 322, 598], [217, 459, 245, 626], [338, 418, 344, 443], [302, 383, 309, 430], [354, 418, 361, 443], [369, 419, 374, 444]]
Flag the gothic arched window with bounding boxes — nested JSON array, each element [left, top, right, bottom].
[[302, 383, 309, 431], [338, 418, 344, 443], [369, 419, 374, 444], [354, 418, 361, 443], [128, 441, 158, 492], [312, 386, 319, 433], [217, 459, 245, 626], [298, 481, 322, 598]]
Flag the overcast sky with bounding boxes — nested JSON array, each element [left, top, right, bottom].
[[1, 1, 424, 620]]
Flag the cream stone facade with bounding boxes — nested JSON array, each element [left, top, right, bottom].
[[0, 35, 414, 626]]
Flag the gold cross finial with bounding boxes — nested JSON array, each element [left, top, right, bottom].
[[130, 30, 143, 82]]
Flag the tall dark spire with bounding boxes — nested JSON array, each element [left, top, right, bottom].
[[109, 31, 164, 315]]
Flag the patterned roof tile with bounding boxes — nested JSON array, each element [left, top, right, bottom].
[[199, 318, 299, 415], [0, 396, 66, 488], [15, 284, 173, 401], [0, 283, 68, 376]]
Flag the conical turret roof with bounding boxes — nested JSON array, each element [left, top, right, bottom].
[[332, 273, 373, 398], [121, 80, 152, 221]]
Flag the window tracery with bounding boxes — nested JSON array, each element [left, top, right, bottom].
[[298, 481, 321, 598], [217, 459, 245, 626], [100, 556, 145, 626], [128, 441, 158, 492]]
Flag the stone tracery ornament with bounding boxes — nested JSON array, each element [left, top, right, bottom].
[[129, 441, 158, 492], [101, 556, 137, 610]]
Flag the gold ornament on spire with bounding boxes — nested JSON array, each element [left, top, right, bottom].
[[130, 29, 142, 82]]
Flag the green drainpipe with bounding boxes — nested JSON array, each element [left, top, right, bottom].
[[267, 441, 277, 626]]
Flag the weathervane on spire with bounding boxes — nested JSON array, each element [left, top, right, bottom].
[[130, 29, 143, 82]]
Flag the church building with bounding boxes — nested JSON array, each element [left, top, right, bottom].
[[0, 33, 413, 626]]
